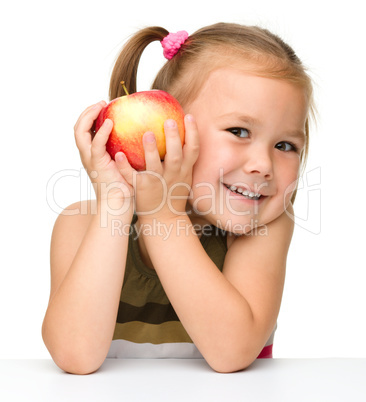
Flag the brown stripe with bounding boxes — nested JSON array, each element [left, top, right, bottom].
[[116, 301, 179, 325], [113, 321, 193, 344]]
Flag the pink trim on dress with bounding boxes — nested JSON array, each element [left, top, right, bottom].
[[257, 344, 273, 359]]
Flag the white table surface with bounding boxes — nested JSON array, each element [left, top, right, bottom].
[[0, 358, 365, 401]]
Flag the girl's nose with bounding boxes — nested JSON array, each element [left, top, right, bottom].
[[242, 145, 273, 180]]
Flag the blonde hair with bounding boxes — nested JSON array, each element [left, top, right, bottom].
[[109, 23, 316, 203]]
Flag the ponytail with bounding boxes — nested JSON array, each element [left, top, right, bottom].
[[109, 26, 169, 100]]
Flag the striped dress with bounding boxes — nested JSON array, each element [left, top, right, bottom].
[[107, 215, 275, 359]]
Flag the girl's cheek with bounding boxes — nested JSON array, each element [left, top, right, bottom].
[[282, 173, 299, 206]]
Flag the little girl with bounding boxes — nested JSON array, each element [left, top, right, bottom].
[[42, 23, 314, 374]]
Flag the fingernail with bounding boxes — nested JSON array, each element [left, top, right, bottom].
[[115, 152, 125, 162], [144, 132, 156, 143], [186, 114, 194, 122], [103, 118, 113, 127], [92, 101, 105, 109], [166, 119, 176, 128]]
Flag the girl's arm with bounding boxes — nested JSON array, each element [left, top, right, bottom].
[[139, 208, 293, 373], [121, 116, 293, 373], [42, 103, 134, 375], [42, 200, 132, 375]]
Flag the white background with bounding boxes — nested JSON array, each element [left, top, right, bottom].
[[1, 0, 365, 359]]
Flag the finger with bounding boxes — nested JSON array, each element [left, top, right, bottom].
[[115, 152, 135, 186], [74, 101, 106, 133], [90, 119, 113, 161], [182, 114, 200, 167], [163, 119, 183, 167], [74, 101, 106, 153], [143, 132, 163, 172]]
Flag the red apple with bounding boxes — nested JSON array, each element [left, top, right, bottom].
[[94, 83, 185, 171]]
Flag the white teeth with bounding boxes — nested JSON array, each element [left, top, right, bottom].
[[226, 184, 261, 199]]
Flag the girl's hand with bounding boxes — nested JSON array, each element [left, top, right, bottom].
[[117, 114, 200, 221], [74, 102, 134, 204]]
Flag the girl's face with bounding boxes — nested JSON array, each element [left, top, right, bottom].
[[185, 68, 308, 233]]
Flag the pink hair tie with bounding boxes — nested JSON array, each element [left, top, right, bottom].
[[161, 30, 189, 60]]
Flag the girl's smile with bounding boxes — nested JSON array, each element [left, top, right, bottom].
[[185, 67, 309, 233]]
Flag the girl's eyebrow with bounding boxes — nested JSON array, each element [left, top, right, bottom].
[[283, 130, 306, 144], [217, 112, 260, 126]]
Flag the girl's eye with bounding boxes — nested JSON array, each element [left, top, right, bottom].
[[275, 142, 298, 152], [227, 127, 250, 138]]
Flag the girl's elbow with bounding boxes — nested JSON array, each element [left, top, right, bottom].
[[42, 330, 105, 375], [204, 344, 259, 373], [51, 350, 104, 375], [208, 356, 255, 374], [60, 360, 103, 375]]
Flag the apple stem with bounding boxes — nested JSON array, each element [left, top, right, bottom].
[[120, 81, 129, 96]]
